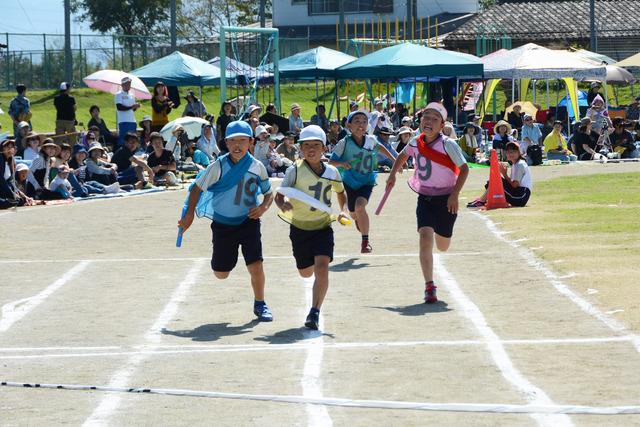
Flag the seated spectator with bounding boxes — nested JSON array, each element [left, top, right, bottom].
[[197, 124, 219, 161], [326, 120, 342, 149], [1, 139, 34, 208], [520, 114, 542, 154], [543, 121, 576, 162], [585, 95, 612, 134], [186, 141, 210, 170], [395, 126, 413, 152], [276, 132, 299, 162], [26, 139, 63, 200], [507, 104, 524, 130], [139, 115, 152, 147], [55, 143, 73, 169], [22, 132, 41, 161], [88, 105, 116, 147], [147, 132, 178, 186], [268, 122, 284, 142], [492, 120, 515, 160], [49, 164, 73, 199], [68, 144, 110, 196], [253, 124, 271, 167], [266, 138, 288, 177], [572, 124, 602, 161], [375, 127, 398, 170], [442, 121, 457, 140], [111, 133, 155, 188], [470, 114, 484, 149], [310, 105, 329, 132], [609, 118, 636, 158], [467, 141, 532, 208], [391, 103, 409, 129], [540, 115, 556, 141], [15, 163, 29, 195], [182, 90, 207, 118], [458, 122, 480, 163], [165, 125, 189, 163], [86, 143, 118, 186], [289, 103, 304, 135], [626, 97, 640, 121]]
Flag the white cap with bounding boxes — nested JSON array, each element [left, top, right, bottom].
[[401, 116, 412, 123], [121, 76, 132, 84], [59, 82, 70, 90], [298, 125, 327, 145], [16, 163, 29, 172], [397, 126, 413, 135], [424, 102, 448, 121], [254, 125, 269, 137]]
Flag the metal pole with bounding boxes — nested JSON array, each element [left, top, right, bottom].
[[5, 33, 9, 90], [455, 77, 460, 126], [273, 31, 280, 113], [259, 0, 266, 28], [339, 0, 345, 51], [220, 27, 226, 106], [43, 34, 47, 88], [64, 0, 73, 84], [589, 0, 597, 52], [170, 0, 177, 52], [112, 35, 116, 69]]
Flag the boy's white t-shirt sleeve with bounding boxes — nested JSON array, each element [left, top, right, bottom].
[[331, 139, 346, 158], [195, 160, 222, 190], [511, 161, 526, 183], [280, 164, 297, 188]]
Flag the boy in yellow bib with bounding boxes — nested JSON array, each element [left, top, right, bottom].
[[275, 125, 349, 330]]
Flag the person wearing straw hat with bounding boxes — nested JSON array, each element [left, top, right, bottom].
[[289, 103, 304, 135], [178, 120, 275, 322], [1, 139, 34, 209], [492, 120, 514, 161], [182, 90, 207, 118], [22, 131, 41, 161], [275, 124, 349, 330], [26, 138, 62, 200], [115, 76, 141, 148], [457, 122, 480, 163], [86, 142, 119, 186], [386, 102, 469, 304]]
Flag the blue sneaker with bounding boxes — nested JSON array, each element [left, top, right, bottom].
[[253, 302, 273, 322], [304, 309, 319, 330]]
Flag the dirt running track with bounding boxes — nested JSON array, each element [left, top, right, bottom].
[[1, 162, 639, 427]]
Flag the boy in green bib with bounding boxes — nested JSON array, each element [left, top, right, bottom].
[[275, 125, 349, 330]]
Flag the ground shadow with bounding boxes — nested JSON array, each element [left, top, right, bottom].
[[161, 320, 259, 342], [330, 258, 390, 272], [371, 301, 452, 316], [254, 327, 335, 344]]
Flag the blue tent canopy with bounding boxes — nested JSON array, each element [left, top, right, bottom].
[[335, 42, 483, 80], [272, 46, 357, 79], [557, 90, 588, 118], [131, 51, 232, 86]]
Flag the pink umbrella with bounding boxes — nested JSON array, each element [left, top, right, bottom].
[[83, 70, 151, 100]]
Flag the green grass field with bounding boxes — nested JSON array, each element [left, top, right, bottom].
[[2, 79, 637, 134], [472, 172, 640, 331]]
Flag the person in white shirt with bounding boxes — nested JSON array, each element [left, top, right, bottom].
[[50, 164, 73, 199], [115, 76, 140, 147]]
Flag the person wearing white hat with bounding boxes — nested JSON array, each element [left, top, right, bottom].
[[54, 82, 76, 144], [275, 125, 349, 330], [253, 124, 271, 170], [289, 103, 303, 135], [386, 101, 469, 305], [115, 75, 141, 147], [329, 109, 397, 254]]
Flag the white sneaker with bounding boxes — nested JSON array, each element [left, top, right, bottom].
[[104, 182, 120, 194], [276, 172, 285, 178]]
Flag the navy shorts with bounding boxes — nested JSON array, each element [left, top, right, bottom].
[[416, 194, 457, 238], [289, 225, 334, 270], [484, 179, 531, 207], [344, 184, 374, 212], [211, 218, 263, 272]]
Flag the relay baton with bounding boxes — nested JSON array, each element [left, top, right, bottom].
[[176, 206, 187, 248], [374, 187, 392, 215]]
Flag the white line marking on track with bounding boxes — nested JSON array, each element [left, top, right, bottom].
[[301, 276, 332, 426], [434, 254, 573, 427], [0, 252, 493, 264], [0, 261, 91, 333], [82, 259, 205, 427], [0, 336, 635, 360], [471, 211, 640, 353], [4, 381, 640, 415]]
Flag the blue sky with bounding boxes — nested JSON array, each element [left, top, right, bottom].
[[3, 0, 100, 50]]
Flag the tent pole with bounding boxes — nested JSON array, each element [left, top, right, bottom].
[[413, 77, 417, 118], [335, 80, 341, 121], [511, 79, 515, 104], [315, 79, 319, 111], [564, 81, 571, 136], [533, 79, 537, 105], [603, 82, 609, 106], [455, 77, 460, 126], [546, 80, 550, 109]]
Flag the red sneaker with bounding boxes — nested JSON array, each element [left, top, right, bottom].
[[424, 282, 438, 304], [361, 240, 372, 253]]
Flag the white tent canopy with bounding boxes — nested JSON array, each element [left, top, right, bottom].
[[482, 43, 607, 80]]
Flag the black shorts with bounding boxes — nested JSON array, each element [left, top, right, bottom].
[[344, 184, 374, 212], [484, 178, 531, 207], [289, 225, 334, 270], [416, 194, 457, 238], [211, 218, 263, 272]]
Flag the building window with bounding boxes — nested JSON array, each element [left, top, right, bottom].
[[307, 0, 391, 15]]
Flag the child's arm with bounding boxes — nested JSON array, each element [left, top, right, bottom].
[[336, 190, 348, 219], [447, 164, 469, 214], [177, 185, 202, 233], [248, 192, 273, 219], [385, 151, 410, 191], [274, 192, 293, 212]]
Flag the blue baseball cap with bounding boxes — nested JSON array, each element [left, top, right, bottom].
[[225, 120, 253, 139]]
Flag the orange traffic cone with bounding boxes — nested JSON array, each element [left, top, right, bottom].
[[485, 150, 510, 210]]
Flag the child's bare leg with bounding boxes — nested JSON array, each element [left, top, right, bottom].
[[246, 260, 265, 301], [435, 234, 452, 252], [213, 271, 230, 279], [354, 197, 369, 235], [298, 266, 314, 279], [418, 227, 435, 283], [312, 256, 330, 309]]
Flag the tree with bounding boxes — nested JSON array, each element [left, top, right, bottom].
[[71, 0, 171, 69], [236, 1, 272, 27], [479, 0, 498, 10], [177, 0, 234, 40]]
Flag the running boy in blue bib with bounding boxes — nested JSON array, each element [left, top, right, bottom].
[[275, 125, 349, 330], [329, 110, 396, 253], [178, 120, 275, 321]]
